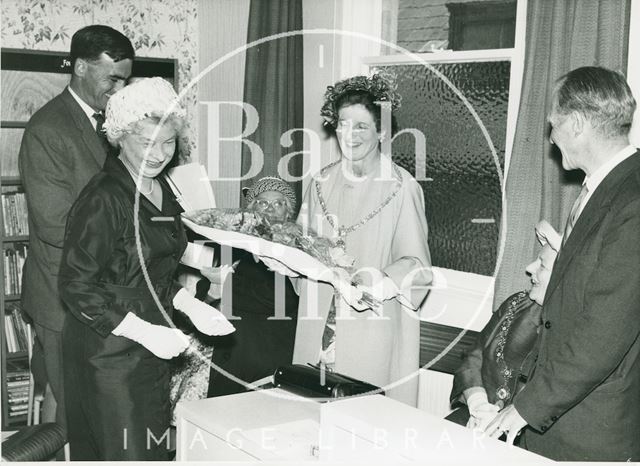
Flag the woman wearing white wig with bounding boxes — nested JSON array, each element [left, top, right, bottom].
[[59, 78, 233, 460]]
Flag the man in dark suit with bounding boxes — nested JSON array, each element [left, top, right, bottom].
[[485, 67, 640, 461], [19, 25, 134, 430]]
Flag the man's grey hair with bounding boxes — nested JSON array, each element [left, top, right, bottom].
[[552, 66, 636, 138]]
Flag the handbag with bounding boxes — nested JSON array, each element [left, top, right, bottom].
[[273, 364, 383, 399]]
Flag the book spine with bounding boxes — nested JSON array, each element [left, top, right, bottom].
[[16, 243, 26, 294], [3, 315, 13, 352], [10, 194, 18, 238], [17, 192, 28, 235], [10, 248, 17, 294], [6, 378, 30, 384], [4, 250, 11, 294], [5, 315, 17, 353], [6, 374, 30, 382], [1, 194, 10, 236], [11, 308, 28, 352]]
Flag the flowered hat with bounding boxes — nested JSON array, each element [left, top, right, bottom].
[[103, 77, 186, 142], [245, 176, 297, 209], [320, 72, 402, 128]]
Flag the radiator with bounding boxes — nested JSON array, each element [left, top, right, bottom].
[[417, 368, 454, 418]]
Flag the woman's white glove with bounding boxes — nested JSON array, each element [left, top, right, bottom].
[[466, 391, 500, 431], [200, 265, 235, 285], [357, 276, 399, 302], [173, 288, 235, 336], [112, 312, 189, 359], [334, 279, 369, 311]]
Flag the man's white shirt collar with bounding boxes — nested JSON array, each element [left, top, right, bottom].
[[68, 86, 99, 131], [585, 145, 637, 194], [572, 145, 637, 224]]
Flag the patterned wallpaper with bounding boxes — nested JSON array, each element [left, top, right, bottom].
[[1, 0, 199, 160]]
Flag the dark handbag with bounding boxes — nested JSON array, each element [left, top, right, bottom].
[[273, 364, 383, 399]]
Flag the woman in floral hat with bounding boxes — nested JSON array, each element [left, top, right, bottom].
[[293, 74, 433, 406]]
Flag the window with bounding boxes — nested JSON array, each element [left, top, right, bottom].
[[372, 0, 525, 276], [374, 60, 509, 275], [385, 0, 517, 53], [447, 1, 516, 51]]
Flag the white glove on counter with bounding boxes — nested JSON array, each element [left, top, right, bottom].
[[173, 288, 236, 336], [112, 313, 189, 359]]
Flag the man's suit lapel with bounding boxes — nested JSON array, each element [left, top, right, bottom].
[[545, 197, 607, 299], [545, 151, 640, 300], [59, 87, 107, 168]]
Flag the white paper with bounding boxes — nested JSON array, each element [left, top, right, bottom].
[[181, 242, 215, 269], [166, 163, 216, 212]]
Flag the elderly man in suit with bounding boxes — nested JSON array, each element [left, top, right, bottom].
[[486, 67, 640, 461], [18, 25, 134, 430]]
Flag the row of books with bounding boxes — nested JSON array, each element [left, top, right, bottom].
[[1, 191, 29, 237], [3, 243, 27, 295], [6, 365, 30, 418], [4, 303, 29, 353]]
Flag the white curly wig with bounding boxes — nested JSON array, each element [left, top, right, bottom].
[[103, 77, 186, 144]]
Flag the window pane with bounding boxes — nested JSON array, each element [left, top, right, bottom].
[[385, 0, 517, 53], [378, 61, 509, 275]]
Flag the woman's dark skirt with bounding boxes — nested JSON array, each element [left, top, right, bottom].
[[63, 314, 172, 461]]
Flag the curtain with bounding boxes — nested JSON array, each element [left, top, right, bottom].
[[240, 0, 304, 208], [494, 0, 631, 305]]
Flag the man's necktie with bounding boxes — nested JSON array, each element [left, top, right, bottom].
[[92, 112, 105, 137], [562, 184, 589, 245], [93, 112, 113, 156]]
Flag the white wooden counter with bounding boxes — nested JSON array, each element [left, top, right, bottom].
[[176, 389, 549, 463]]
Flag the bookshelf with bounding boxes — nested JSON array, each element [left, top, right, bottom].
[[0, 48, 177, 430], [1, 54, 32, 425]]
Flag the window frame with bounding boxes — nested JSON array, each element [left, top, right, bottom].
[[364, 0, 527, 188]]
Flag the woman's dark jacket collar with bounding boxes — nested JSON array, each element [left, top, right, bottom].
[[103, 155, 183, 216]]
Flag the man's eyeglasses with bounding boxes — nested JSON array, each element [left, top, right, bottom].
[[254, 199, 287, 210]]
